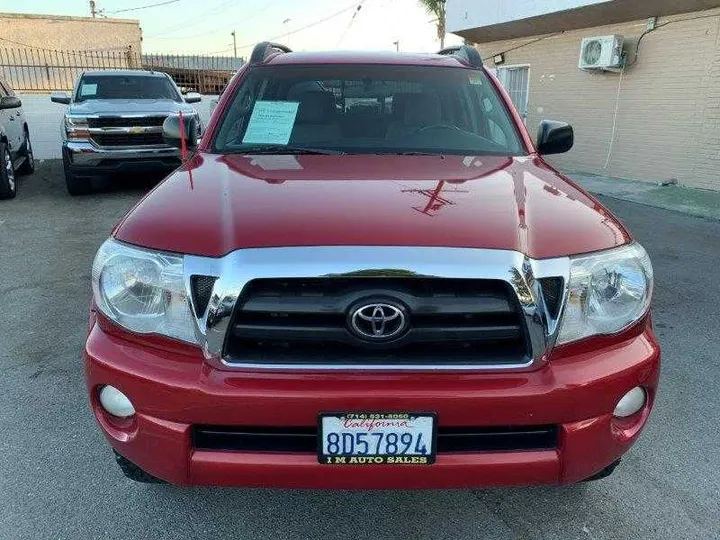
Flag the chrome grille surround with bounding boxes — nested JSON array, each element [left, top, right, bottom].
[[183, 246, 570, 371]]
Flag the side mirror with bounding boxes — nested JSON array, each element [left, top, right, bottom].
[[0, 96, 22, 109], [184, 92, 202, 104], [51, 91, 71, 105], [537, 120, 573, 155], [163, 114, 198, 150]]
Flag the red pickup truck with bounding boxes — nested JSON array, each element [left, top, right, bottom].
[[85, 43, 659, 487]]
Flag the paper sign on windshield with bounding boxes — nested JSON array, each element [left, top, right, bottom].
[[80, 83, 98, 96], [242, 101, 300, 145]]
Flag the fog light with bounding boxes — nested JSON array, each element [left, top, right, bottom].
[[613, 387, 646, 418], [99, 385, 135, 418]]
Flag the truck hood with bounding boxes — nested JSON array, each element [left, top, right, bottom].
[[114, 153, 630, 259], [68, 99, 196, 115]]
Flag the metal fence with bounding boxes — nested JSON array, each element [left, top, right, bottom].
[[142, 54, 243, 94], [0, 47, 243, 93]]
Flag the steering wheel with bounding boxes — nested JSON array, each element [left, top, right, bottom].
[[415, 124, 462, 134]]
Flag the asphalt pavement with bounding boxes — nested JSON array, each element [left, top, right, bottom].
[[0, 162, 718, 540]]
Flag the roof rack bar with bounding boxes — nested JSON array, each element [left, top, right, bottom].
[[249, 42, 292, 65], [437, 45, 483, 68]]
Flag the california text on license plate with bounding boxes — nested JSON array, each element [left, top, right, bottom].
[[318, 412, 437, 465]]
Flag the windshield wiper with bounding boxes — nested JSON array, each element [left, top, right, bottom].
[[375, 151, 445, 157], [234, 145, 346, 155]]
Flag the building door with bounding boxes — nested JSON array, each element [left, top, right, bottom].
[[493, 66, 530, 123]]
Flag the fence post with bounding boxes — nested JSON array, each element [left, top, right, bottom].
[[42, 49, 52, 90]]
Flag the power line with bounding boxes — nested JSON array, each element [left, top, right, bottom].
[[106, 0, 180, 14], [227, 2, 361, 53], [146, 0, 277, 39], [627, 11, 720, 67], [146, 0, 237, 37], [336, 0, 365, 47], [0, 36, 46, 49], [148, 0, 277, 41], [483, 32, 563, 61], [155, 1, 362, 56]]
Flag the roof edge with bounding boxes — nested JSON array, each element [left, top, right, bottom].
[[0, 12, 139, 25], [452, 2, 720, 43]]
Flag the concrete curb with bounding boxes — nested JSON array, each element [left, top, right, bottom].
[[568, 172, 720, 222]]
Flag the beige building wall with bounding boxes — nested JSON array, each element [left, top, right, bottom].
[[0, 13, 142, 53], [477, 8, 720, 191]]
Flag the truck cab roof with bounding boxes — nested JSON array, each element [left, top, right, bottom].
[[262, 50, 478, 69], [80, 70, 170, 78]]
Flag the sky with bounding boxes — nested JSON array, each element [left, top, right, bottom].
[[2, 0, 463, 56]]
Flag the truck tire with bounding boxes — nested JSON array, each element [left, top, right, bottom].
[[17, 129, 35, 176], [63, 149, 93, 196], [113, 450, 165, 484], [0, 142, 17, 199]]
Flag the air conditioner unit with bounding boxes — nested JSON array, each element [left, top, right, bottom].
[[579, 35, 624, 70]]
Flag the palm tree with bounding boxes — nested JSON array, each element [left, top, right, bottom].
[[419, 0, 446, 49]]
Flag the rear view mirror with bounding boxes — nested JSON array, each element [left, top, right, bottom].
[[51, 91, 71, 105], [163, 114, 199, 150], [0, 96, 21, 109], [537, 120, 573, 155], [185, 92, 202, 104]]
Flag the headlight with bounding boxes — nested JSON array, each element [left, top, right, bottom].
[[556, 243, 653, 344], [65, 115, 89, 139], [92, 238, 197, 343]]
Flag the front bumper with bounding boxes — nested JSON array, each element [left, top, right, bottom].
[[85, 317, 660, 488], [64, 140, 181, 171]]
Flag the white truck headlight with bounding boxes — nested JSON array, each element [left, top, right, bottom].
[[557, 243, 653, 344], [92, 238, 197, 343]]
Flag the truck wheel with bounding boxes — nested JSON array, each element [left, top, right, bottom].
[[583, 459, 621, 482], [17, 129, 35, 175], [0, 142, 17, 199], [63, 149, 93, 196], [113, 450, 165, 484]]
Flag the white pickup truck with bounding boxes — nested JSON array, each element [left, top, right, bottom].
[[0, 75, 35, 199], [51, 70, 201, 195]]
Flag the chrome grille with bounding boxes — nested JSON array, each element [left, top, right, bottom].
[[91, 132, 165, 146], [184, 246, 570, 371], [88, 116, 169, 147], [224, 278, 530, 367], [88, 116, 167, 128]]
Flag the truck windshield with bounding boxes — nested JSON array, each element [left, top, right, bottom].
[[213, 64, 526, 156], [75, 75, 181, 102]]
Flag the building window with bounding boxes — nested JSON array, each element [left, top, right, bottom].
[[492, 66, 530, 123]]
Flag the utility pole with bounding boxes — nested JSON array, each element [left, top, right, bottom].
[[393, 40, 400, 52], [231, 31, 237, 58], [89, 0, 104, 18]]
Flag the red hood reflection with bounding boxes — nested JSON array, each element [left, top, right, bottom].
[[114, 153, 630, 259]]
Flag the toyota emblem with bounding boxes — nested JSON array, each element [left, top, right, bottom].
[[349, 302, 408, 341]]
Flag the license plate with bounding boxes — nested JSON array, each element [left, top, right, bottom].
[[318, 412, 436, 465]]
